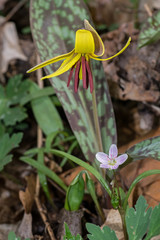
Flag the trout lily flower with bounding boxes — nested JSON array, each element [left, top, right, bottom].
[[27, 20, 131, 93], [96, 144, 128, 170]]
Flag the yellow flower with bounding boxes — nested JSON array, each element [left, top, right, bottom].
[[27, 20, 131, 93]]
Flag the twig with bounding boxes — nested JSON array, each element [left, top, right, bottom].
[[144, 3, 152, 17], [2, 0, 28, 25], [35, 54, 56, 240]]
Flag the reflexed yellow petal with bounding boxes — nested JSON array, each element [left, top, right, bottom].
[[58, 50, 75, 69], [27, 49, 75, 73], [79, 63, 82, 80], [90, 37, 131, 61], [84, 19, 104, 57], [75, 29, 95, 54], [41, 53, 81, 80]]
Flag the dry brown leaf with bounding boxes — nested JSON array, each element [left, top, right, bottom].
[[19, 174, 36, 213], [103, 209, 124, 240], [102, 22, 160, 103], [0, 16, 27, 73]]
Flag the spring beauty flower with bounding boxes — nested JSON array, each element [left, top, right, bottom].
[[27, 20, 131, 93], [96, 144, 128, 170]]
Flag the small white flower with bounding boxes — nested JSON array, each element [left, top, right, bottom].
[[96, 144, 128, 170]]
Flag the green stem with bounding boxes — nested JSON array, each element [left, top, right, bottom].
[[92, 89, 103, 152], [92, 89, 105, 178], [20, 156, 68, 191], [119, 208, 128, 240], [50, 149, 112, 197], [123, 169, 160, 211]]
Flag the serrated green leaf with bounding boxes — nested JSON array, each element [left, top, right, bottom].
[[3, 107, 27, 126], [30, 0, 117, 163], [6, 74, 31, 105], [0, 133, 23, 171], [0, 155, 12, 171], [126, 136, 160, 161], [86, 223, 118, 240], [0, 75, 30, 127], [30, 81, 64, 135], [145, 204, 160, 240], [0, 133, 23, 160], [126, 196, 152, 240]]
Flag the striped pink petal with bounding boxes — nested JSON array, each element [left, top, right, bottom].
[[100, 163, 110, 169], [109, 144, 118, 159], [96, 152, 110, 164], [115, 154, 128, 165]]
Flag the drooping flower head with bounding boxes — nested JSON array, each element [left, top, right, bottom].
[[27, 20, 131, 93], [96, 144, 128, 170]]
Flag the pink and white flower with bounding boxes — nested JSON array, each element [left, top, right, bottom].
[[96, 144, 128, 170]]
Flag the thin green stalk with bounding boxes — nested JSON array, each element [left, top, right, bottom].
[[50, 149, 112, 197], [123, 169, 160, 211], [91, 89, 103, 152], [20, 156, 68, 191], [92, 89, 105, 178]]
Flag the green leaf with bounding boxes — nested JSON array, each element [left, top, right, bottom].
[[145, 203, 160, 240], [0, 133, 23, 171], [138, 11, 160, 48], [21, 86, 55, 105], [126, 136, 160, 161], [8, 231, 31, 240], [0, 75, 30, 126], [3, 107, 27, 126], [65, 171, 85, 211], [37, 149, 52, 203], [30, 81, 64, 135], [125, 196, 152, 240], [50, 149, 112, 196], [123, 170, 160, 211], [30, 0, 117, 163], [6, 74, 31, 105], [63, 223, 83, 240], [86, 223, 118, 240], [8, 231, 21, 240], [20, 156, 67, 191]]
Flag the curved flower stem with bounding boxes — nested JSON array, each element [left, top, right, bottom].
[[123, 169, 160, 211], [50, 149, 112, 197]]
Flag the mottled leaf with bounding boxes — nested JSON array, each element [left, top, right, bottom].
[[86, 223, 118, 240], [138, 11, 160, 48], [125, 196, 152, 240], [126, 137, 160, 161], [30, 0, 117, 162]]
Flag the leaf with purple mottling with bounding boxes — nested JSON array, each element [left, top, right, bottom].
[[126, 136, 160, 161], [29, 0, 117, 163]]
